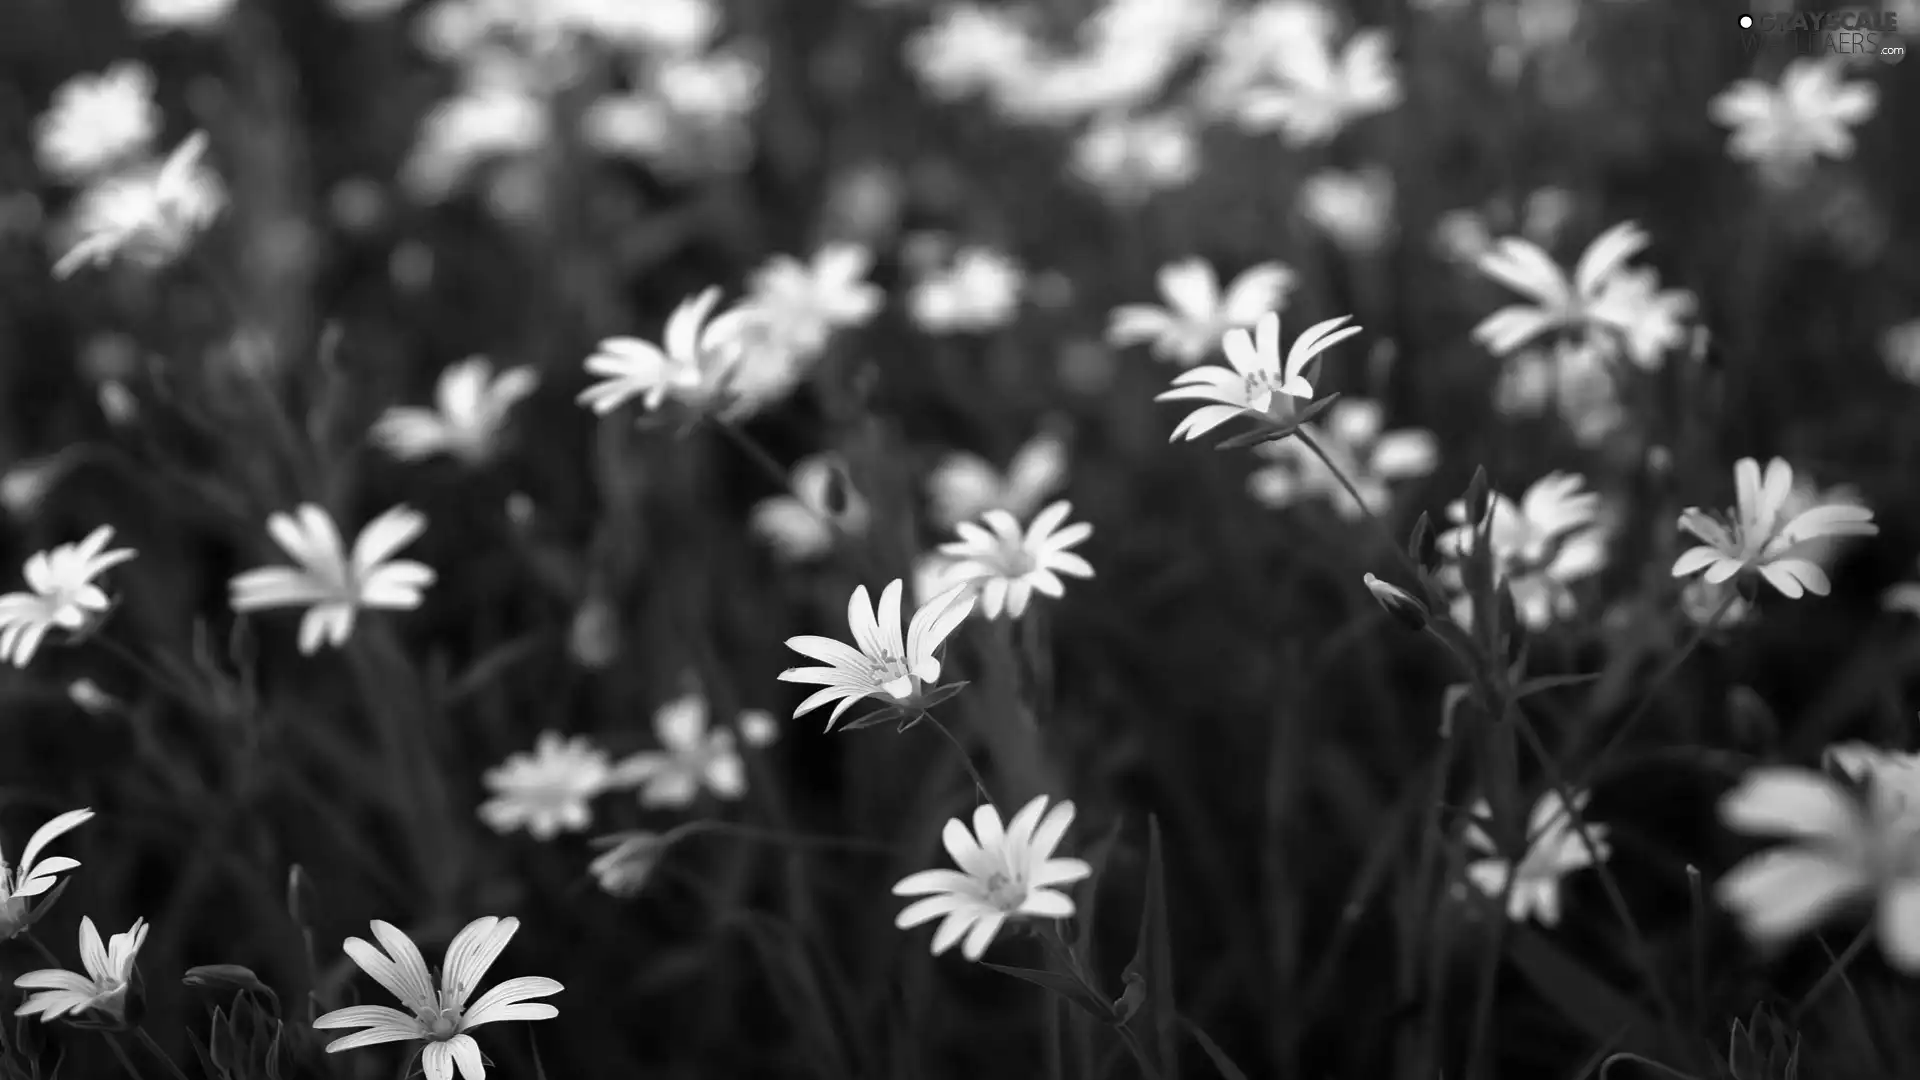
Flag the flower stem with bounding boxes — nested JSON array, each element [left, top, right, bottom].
[[133, 1027, 192, 1080], [1793, 923, 1874, 1021], [102, 1033, 149, 1080], [1584, 585, 1740, 768], [21, 930, 61, 968], [916, 710, 993, 805], [1295, 430, 1427, 586]]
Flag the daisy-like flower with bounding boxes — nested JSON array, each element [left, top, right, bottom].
[[1462, 789, 1610, 926], [1824, 742, 1920, 804], [938, 501, 1093, 620], [577, 287, 758, 416], [477, 732, 613, 841], [1437, 472, 1609, 630], [311, 917, 562, 1080], [1155, 311, 1361, 442], [610, 693, 746, 809], [1716, 766, 1920, 968], [1471, 220, 1692, 369], [1202, 6, 1402, 146], [1298, 166, 1396, 253], [1672, 457, 1878, 600], [1708, 59, 1878, 182], [54, 131, 226, 278], [371, 357, 538, 466], [927, 430, 1068, 530], [15, 917, 148, 1026], [893, 795, 1093, 961], [34, 63, 160, 183], [744, 242, 884, 360], [749, 453, 869, 563], [904, 2, 1043, 104], [1107, 258, 1297, 365], [0, 526, 136, 668], [778, 579, 975, 729], [906, 246, 1024, 334], [1247, 397, 1436, 519], [1068, 110, 1199, 207], [0, 808, 94, 941], [229, 504, 437, 654]]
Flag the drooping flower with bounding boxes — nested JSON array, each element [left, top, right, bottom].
[[0, 527, 136, 668], [14, 917, 148, 1026], [0, 808, 94, 941], [312, 917, 562, 1079], [577, 287, 759, 416], [371, 357, 538, 466], [1709, 59, 1878, 182], [1247, 397, 1436, 519], [1437, 472, 1609, 630], [1672, 457, 1877, 599], [778, 579, 975, 729], [1462, 789, 1610, 926], [744, 242, 884, 360], [587, 831, 672, 898], [893, 795, 1093, 961], [610, 693, 746, 809], [477, 732, 613, 841], [749, 453, 868, 562], [228, 505, 437, 654], [926, 430, 1068, 530], [1107, 258, 1297, 365], [1156, 311, 1360, 442], [937, 501, 1093, 620], [55, 131, 225, 277], [34, 63, 160, 183]]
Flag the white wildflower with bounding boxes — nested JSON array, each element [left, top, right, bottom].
[[611, 693, 746, 808], [478, 732, 613, 841], [372, 357, 538, 465], [1462, 790, 1610, 926], [1108, 258, 1297, 366], [0, 527, 136, 668], [1672, 457, 1877, 600], [1155, 311, 1360, 442], [229, 505, 437, 654], [893, 796, 1093, 961], [34, 63, 159, 182], [938, 501, 1093, 620], [14, 917, 147, 1026], [778, 579, 974, 729]]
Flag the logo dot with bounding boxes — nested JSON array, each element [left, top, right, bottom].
[[1739, 13, 1754, 27]]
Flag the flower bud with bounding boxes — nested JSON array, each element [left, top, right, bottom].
[[1364, 573, 1430, 632], [182, 964, 272, 998], [1463, 466, 1493, 525]]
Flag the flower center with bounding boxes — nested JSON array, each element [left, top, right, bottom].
[[867, 653, 915, 698], [982, 869, 1027, 912], [1242, 371, 1280, 401], [418, 1006, 461, 1040]]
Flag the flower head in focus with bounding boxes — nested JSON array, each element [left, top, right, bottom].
[[1156, 311, 1360, 441], [0, 808, 94, 941], [1248, 397, 1436, 518], [478, 732, 613, 841], [372, 357, 538, 466], [55, 132, 225, 277], [14, 916, 147, 1027], [611, 693, 746, 808], [1672, 457, 1877, 600], [778, 579, 974, 729], [938, 501, 1094, 620], [312, 917, 562, 1077], [578, 287, 760, 417], [907, 245, 1024, 334], [751, 453, 869, 562], [1108, 258, 1297, 365], [126, 0, 236, 33], [1437, 472, 1608, 630], [0, 527, 136, 668], [1709, 59, 1877, 183], [927, 430, 1069, 529], [229, 505, 437, 654], [1471, 221, 1692, 369], [745, 243, 884, 360], [1462, 790, 1609, 926], [34, 63, 159, 183], [893, 795, 1092, 961]]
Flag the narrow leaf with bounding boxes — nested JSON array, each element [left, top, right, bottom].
[[1120, 816, 1180, 1076], [1182, 1016, 1252, 1080], [1510, 927, 1664, 1059], [979, 962, 1114, 1021]]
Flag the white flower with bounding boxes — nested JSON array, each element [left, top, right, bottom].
[[588, 831, 670, 898], [893, 796, 1093, 961], [55, 131, 226, 277], [778, 579, 975, 729], [312, 917, 562, 1079], [1492, 342, 1629, 447], [905, 3, 1042, 104], [229, 505, 437, 654], [0, 527, 136, 668], [938, 501, 1093, 620], [1777, 475, 1871, 571], [1672, 457, 1877, 599], [745, 243, 883, 359], [907, 246, 1023, 335], [578, 287, 759, 416], [126, 0, 236, 32], [611, 693, 746, 808], [1068, 110, 1199, 206], [1437, 472, 1608, 630], [1462, 790, 1610, 926], [372, 357, 538, 465], [1472, 220, 1692, 368], [1886, 557, 1920, 618], [1716, 767, 1920, 968], [750, 453, 868, 563], [1585, 267, 1696, 369], [1298, 166, 1396, 253], [1248, 398, 1436, 518], [1680, 576, 1753, 630], [34, 63, 159, 182], [14, 917, 148, 1025], [1202, 6, 1402, 146], [402, 72, 550, 203], [0, 808, 94, 941], [1709, 59, 1877, 180], [913, 553, 969, 608], [738, 709, 779, 748], [478, 732, 613, 841], [926, 430, 1069, 530], [1883, 318, 1920, 386], [1108, 258, 1297, 365], [1155, 311, 1360, 442]]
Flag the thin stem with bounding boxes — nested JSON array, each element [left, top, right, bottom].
[[1296, 430, 1426, 585], [657, 818, 898, 853], [1585, 586, 1740, 768], [1793, 924, 1874, 1021], [133, 1027, 193, 1080], [102, 1033, 150, 1080], [89, 634, 196, 709], [21, 930, 62, 968], [916, 710, 993, 805]]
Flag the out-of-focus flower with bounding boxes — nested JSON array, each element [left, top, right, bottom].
[[578, 287, 759, 416], [229, 505, 436, 654], [927, 430, 1069, 529], [1433, 207, 1494, 265], [1299, 166, 1396, 253], [328, 0, 412, 18], [1680, 576, 1753, 629], [1069, 110, 1199, 206], [1437, 472, 1608, 630], [1777, 475, 1870, 571], [1107, 258, 1296, 366], [778, 579, 974, 729], [905, 3, 1042, 104], [0, 808, 93, 941], [1882, 318, 1920, 386], [1672, 457, 1877, 600], [611, 693, 746, 808], [478, 732, 613, 841], [1885, 557, 1920, 618], [1709, 59, 1877, 182], [14, 917, 147, 1027], [55, 132, 225, 277], [402, 64, 550, 203], [34, 64, 159, 183], [1156, 311, 1360, 442], [893, 796, 1092, 961], [1825, 742, 1920, 799], [737, 709, 779, 748], [1492, 342, 1630, 447], [1471, 221, 1693, 370], [372, 357, 538, 466], [0, 527, 136, 668], [1248, 397, 1436, 518], [0, 456, 71, 519], [1462, 789, 1610, 926], [913, 552, 968, 607], [751, 453, 869, 563], [312, 917, 561, 1074], [1200, 3, 1401, 146], [587, 46, 764, 176], [906, 246, 1024, 334], [588, 831, 670, 898], [938, 501, 1093, 620], [126, 0, 236, 33], [745, 243, 884, 359], [67, 679, 119, 715]]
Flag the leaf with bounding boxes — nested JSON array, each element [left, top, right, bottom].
[[837, 705, 910, 732], [1514, 673, 1605, 700], [1211, 393, 1345, 450], [1182, 1016, 1252, 1080], [1510, 927, 1664, 1059], [979, 963, 1114, 1021], [1120, 816, 1180, 1077]]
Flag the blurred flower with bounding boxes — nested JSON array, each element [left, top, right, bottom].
[[67, 679, 119, 715], [1462, 789, 1609, 926], [34, 63, 159, 183], [778, 579, 975, 730], [1585, 267, 1696, 368], [745, 243, 884, 359], [907, 246, 1024, 334], [1432, 207, 1494, 265], [312, 917, 562, 1074], [15, 917, 147, 1026], [927, 430, 1069, 529], [1156, 311, 1361, 442], [0, 808, 93, 941], [1881, 318, 1920, 386], [403, 66, 550, 203], [229, 505, 437, 655], [1438, 472, 1608, 630], [1201, 2, 1401, 145], [913, 552, 968, 607], [611, 693, 746, 808], [372, 357, 538, 466], [1299, 166, 1395, 253], [751, 453, 869, 563], [0, 527, 136, 668], [1472, 221, 1692, 369], [1885, 557, 1920, 617], [737, 709, 779, 748], [1825, 742, 1920, 798], [1248, 397, 1436, 518], [587, 45, 765, 176], [1492, 342, 1629, 447], [329, 0, 412, 18], [893, 796, 1092, 961], [905, 3, 1042, 104], [1717, 767, 1920, 968], [478, 732, 613, 841], [1069, 110, 1199, 206], [0, 457, 71, 519], [1107, 258, 1297, 366], [1709, 59, 1877, 182], [1778, 475, 1870, 571], [126, 0, 236, 33], [1680, 576, 1753, 629], [1672, 457, 1877, 600], [588, 831, 670, 898], [578, 287, 759, 416], [939, 501, 1093, 620], [55, 132, 225, 278], [568, 594, 621, 669]]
